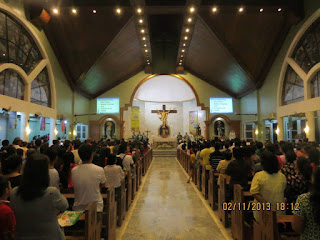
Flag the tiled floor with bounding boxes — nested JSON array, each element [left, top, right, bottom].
[[121, 156, 226, 240]]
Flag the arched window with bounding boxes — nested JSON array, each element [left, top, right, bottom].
[[0, 10, 42, 73], [282, 66, 304, 105], [0, 69, 25, 100], [311, 71, 320, 98], [292, 18, 320, 73], [31, 68, 51, 107]]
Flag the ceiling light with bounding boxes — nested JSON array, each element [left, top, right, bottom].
[[116, 8, 121, 14], [179, 63, 182, 65], [142, 37, 146, 40], [145, 49, 148, 52], [186, 28, 190, 33], [189, 7, 195, 13], [137, 8, 142, 14], [184, 36, 188, 40], [139, 19, 143, 24], [93, 9, 97, 14], [147, 62, 150, 65], [182, 49, 185, 52], [53, 8, 59, 14], [188, 18, 192, 23], [259, 8, 264, 12], [180, 60, 182, 62], [212, 7, 218, 13], [2, 53, 5, 56], [239, 7, 244, 13], [141, 29, 145, 33], [147, 59, 149, 62], [144, 44, 147, 47], [71, 8, 77, 14], [278, 8, 282, 12], [183, 43, 186, 47], [181, 55, 184, 57]]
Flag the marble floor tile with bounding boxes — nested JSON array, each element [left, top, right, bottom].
[[121, 156, 227, 240]]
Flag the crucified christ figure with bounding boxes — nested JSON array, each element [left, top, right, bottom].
[[157, 109, 171, 128]]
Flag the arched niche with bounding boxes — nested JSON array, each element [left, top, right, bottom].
[[206, 114, 240, 140]]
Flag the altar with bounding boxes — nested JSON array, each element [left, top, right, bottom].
[[153, 137, 177, 149]]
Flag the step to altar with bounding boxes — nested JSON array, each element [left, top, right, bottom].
[[153, 149, 177, 157]]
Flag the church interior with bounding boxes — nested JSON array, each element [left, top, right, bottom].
[[1, 0, 320, 239]]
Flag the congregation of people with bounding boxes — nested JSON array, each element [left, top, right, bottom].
[[0, 136, 150, 239], [178, 137, 320, 240]]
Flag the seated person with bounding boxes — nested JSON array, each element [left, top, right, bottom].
[[226, 147, 252, 195], [200, 142, 214, 170], [216, 150, 232, 185], [104, 154, 124, 199], [0, 176, 16, 240], [2, 154, 22, 189], [117, 144, 134, 171], [250, 151, 286, 221], [10, 154, 68, 239], [209, 142, 224, 170], [285, 157, 312, 206], [72, 144, 106, 213], [292, 167, 320, 240], [281, 150, 297, 181], [45, 147, 60, 189]]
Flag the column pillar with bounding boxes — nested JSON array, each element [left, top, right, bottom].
[[204, 120, 210, 140], [305, 111, 316, 141], [277, 117, 284, 141]]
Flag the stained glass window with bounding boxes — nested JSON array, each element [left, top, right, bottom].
[[311, 71, 320, 98], [0, 69, 25, 100], [0, 10, 41, 73], [31, 68, 51, 107], [292, 18, 320, 73], [282, 66, 304, 105]]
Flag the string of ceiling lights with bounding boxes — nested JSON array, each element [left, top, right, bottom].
[[50, 4, 284, 68]]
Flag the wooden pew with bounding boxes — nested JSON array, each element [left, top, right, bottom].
[[64, 201, 97, 240], [197, 161, 202, 191], [218, 175, 229, 227], [231, 184, 253, 240], [208, 171, 219, 210], [125, 171, 132, 211], [116, 179, 126, 226], [139, 159, 143, 185], [201, 164, 209, 199], [136, 161, 140, 191], [253, 210, 300, 240], [132, 164, 137, 200], [62, 188, 116, 240]]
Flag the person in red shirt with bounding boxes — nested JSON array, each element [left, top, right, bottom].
[[0, 175, 16, 240]]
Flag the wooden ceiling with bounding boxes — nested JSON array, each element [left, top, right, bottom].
[[39, 0, 304, 99]]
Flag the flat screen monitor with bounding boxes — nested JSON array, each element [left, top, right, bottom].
[[210, 98, 233, 113], [97, 98, 119, 114]]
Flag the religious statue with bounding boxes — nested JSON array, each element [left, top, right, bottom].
[[214, 121, 225, 137], [196, 124, 201, 136], [105, 121, 115, 139], [157, 109, 171, 128], [177, 132, 183, 144]]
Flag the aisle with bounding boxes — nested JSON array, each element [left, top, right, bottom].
[[121, 156, 227, 240]]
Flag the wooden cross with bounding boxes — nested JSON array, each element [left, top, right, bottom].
[[145, 130, 151, 137], [151, 105, 177, 115]]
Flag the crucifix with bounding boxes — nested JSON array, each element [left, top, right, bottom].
[[145, 130, 151, 138], [151, 105, 177, 128]]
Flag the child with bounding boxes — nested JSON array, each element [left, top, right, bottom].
[[0, 176, 16, 239]]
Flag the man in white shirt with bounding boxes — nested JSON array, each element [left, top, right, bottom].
[[117, 144, 134, 171], [72, 144, 106, 212], [45, 147, 60, 189], [104, 154, 124, 188]]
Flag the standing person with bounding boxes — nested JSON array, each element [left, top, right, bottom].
[[0, 176, 16, 240], [281, 150, 298, 181], [10, 154, 68, 239], [216, 150, 232, 185], [72, 144, 106, 213], [187, 144, 198, 183], [200, 142, 214, 170], [45, 148, 60, 189], [72, 140, 82, 165], [60, 152, 77, 190], [209, 142, 224, 170], [104, 154, 124, 199], [250, 151, 287, 221], [117, 144, 134, 172], [2, 155, 22, 189], [292, 167, 320, 239]]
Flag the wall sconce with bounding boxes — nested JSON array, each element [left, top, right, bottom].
[[255, 129, 259, 135], [275, 128, 280, 134], [304, 125, 310, 134], [73, 130, 77, 136], [54, 128, 58, 135], [26, 125, 31, 135]]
